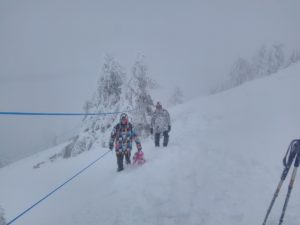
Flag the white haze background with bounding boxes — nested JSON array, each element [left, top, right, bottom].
[[0, 1, 300, 163]]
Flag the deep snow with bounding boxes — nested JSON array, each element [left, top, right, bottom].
[[1, 63, 300, 225]]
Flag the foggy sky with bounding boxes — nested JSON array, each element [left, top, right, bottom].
[[1, 0, 300, 164]]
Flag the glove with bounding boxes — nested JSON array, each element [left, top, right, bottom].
[[168, 125, 171, 132], [137, 143, 142, 151], [109, 142, 113, 150], [150, 128, 153, 135]]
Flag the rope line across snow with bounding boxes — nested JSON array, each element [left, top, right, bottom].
[[6, 150, 111, 225]]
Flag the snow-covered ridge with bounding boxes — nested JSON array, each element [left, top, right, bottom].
[[1, 62, 300, 225]]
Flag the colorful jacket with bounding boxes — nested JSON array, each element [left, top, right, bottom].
[[109, 122, 142, 152]]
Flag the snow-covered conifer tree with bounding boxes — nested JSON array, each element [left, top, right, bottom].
[[252, 44, 285, 77], [267, 44, 285, 74], [228, 57, 253, 87], [126, 56, 157, 137], [41, 54, 158, 163], [168, 86, 184, 106], [286, 50, 300, 66], [62, 55, 127, 158], [212, 44, 299, 94]]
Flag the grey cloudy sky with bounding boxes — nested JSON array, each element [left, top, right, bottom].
[[1, 0, 300, 164]]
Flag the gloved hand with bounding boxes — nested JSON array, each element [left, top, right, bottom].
[[109, 142, 113, 150], [150, 128, 153, 135], [137, 143, 142, 151], [168, 125, 171, 132]]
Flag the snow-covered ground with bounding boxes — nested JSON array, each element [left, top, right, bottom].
[[1, 63, 300, 225]]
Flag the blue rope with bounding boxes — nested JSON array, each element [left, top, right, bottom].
[[0, 109, 135, 116], [6, 150, 112, 225]]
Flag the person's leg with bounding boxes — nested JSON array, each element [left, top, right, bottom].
[[163, 131, 169, 147], [116, 152, 124, 171], [125, 150, 131, 164], [155, 133, 160, 147]]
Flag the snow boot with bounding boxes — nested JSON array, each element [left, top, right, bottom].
[[117, 153, 124, 171], [117, 167, 124, 172], [155, 133, 160, 147], [163, 131, 169, 147]]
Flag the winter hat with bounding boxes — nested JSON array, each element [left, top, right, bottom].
[[156, 101, 162, 109], [120, 113, 128, 124]]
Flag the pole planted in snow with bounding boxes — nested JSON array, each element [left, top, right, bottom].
[[262, 139, 300, 225]]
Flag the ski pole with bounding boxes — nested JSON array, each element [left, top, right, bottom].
[[262, 139, 299, 225], [262, 167, 290, 225], [278, 149, 300, 225]]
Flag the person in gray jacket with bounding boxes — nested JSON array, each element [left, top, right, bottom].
[[150, 102, 171, 147]]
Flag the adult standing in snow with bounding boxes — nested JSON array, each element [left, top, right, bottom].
[[150, 102, 171, 147], [109, 113, 142, 172]]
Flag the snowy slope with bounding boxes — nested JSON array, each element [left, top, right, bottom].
[[1, 63, 300, 225]]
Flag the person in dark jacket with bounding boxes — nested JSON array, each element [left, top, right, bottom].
[[150, 102, 171, 147], [109, 113, 142, 172]]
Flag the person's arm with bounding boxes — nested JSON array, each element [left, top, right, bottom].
[[109, 126, 117, 150], [150, 112, 156, 128], [150, 112, 156, 134], [132, 127, 142, 151], [166, 110, 171, 132]]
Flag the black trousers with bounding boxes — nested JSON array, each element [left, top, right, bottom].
[[116, 151, 131, 170], [154, 131, 169, 147]]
